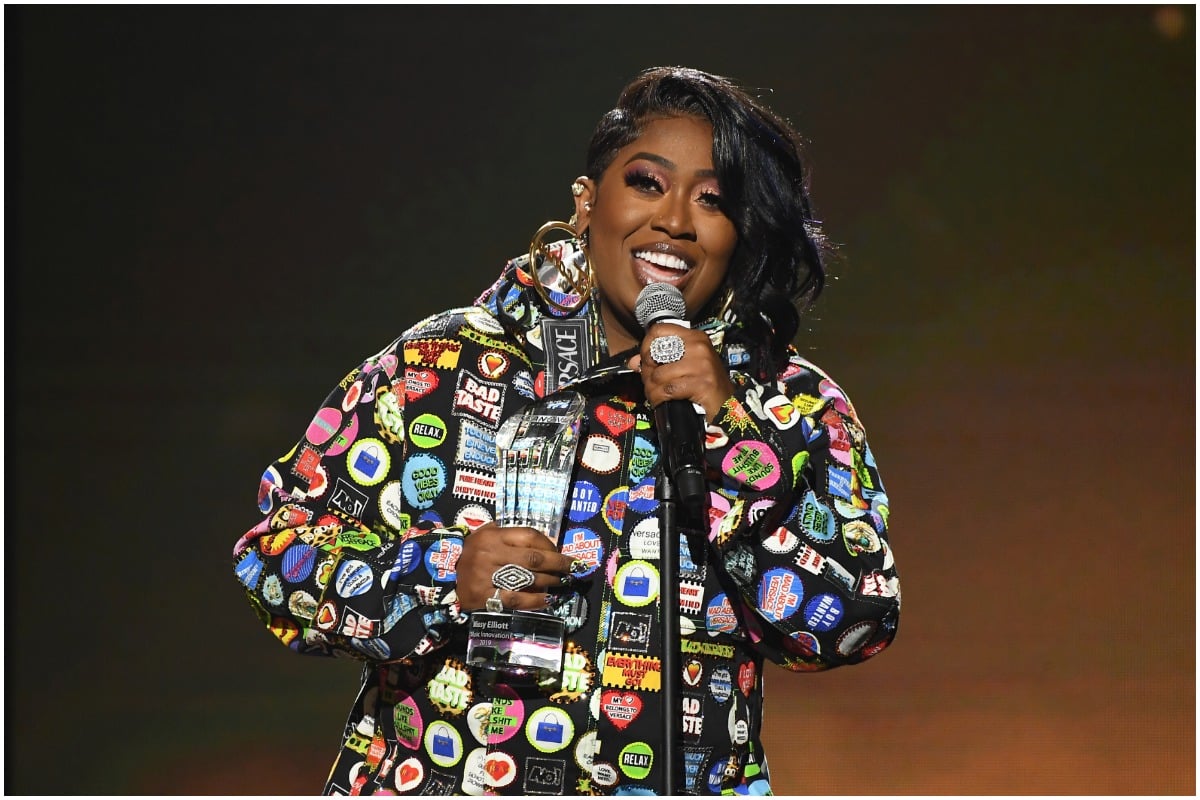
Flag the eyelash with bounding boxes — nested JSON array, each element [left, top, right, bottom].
[[625, 168, 723, 209]]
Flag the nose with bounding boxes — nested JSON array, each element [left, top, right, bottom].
[[651, 191, 696, 241]]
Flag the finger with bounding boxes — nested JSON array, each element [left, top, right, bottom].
[[492, 588, 554, 612]]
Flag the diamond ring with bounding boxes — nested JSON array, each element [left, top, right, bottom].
[[485, 588, 504, 612], [649, 334, 685, 364], [492, 563, 536, 592]]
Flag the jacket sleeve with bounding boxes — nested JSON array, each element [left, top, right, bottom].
[[231, 335, 471, 663], [701, 349, 899, 671]]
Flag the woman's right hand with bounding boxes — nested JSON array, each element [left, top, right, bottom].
[[454, 522, 578, 611]]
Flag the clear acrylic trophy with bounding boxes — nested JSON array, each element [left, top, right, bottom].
[[466, 392, 586, 686]]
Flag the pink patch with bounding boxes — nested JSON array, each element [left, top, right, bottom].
[[721, 441, 781, 490]]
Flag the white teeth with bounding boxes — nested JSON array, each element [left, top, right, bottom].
[[634, 250, 688, 271]]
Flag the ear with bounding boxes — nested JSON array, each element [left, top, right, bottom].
[[572, 176, 596, 235]]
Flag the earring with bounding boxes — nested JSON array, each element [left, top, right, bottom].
[[527, 220, 592, 314], [571, 180, 586, 197], [717, 287, 736, 320]]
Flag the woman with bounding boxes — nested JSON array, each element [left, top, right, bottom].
[[233, 66, 899, 795]]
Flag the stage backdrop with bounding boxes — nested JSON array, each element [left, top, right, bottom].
[[9, 6, 1194, 795]]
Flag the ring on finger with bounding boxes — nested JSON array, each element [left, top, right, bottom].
[[485, 588, 504, 612], [492, 563, 536, 592], [649, 334, 685, 364]]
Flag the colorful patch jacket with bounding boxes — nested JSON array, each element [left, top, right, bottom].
[[233, 249, 900, 796]]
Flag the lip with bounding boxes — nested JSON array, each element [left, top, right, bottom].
[[630, 241, 696, 287]]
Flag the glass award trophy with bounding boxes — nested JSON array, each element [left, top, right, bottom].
[[466, 392, 586, 686]]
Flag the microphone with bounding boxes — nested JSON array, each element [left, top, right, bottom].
[[634, 283, 708, 516]]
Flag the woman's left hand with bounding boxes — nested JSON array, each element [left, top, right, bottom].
[[629, 323, 736, 423]]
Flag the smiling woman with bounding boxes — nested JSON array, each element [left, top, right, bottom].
[[232, 66, 900, 796]]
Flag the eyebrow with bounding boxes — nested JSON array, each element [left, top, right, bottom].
[[623, 152, 717, 180]]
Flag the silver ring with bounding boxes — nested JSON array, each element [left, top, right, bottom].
[[492, 563, 536, 592], [649, 334, 685, 364], [485, 588, 504, 612]]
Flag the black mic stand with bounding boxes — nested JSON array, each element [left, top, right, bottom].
[[655, 464, 683, 795]]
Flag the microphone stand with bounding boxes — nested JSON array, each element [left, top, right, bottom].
[[655, 464, 682, 795]]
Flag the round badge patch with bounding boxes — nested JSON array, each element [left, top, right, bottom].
[[836, 621, 878, 657], [762, 525, 799, 554], [408, 413, 447, 449], [478, 351, 510, 380], [799, 490, 836, 543], [580, 434, 621, 475], [424, 720, 463, 767], [281, 543, 317, 583], [347, 437, 390, 486], [627, 435, 659, 483], [402, 452, 447, 509], [392, 756, 424, 792], [526, 707, 573, 753], [483, 751, 517, 789], [378, 481, 409, 531], [757, 567, 804, 623], [568, 480, 602, 522], [485, 683, 524, 743], [705, 593, 739, 635], [324, 414, 359, 457], [603, 486, 629, 534], [560, 527, 603, 577], [423, 536, 464, 583], [461, 746, 487, 795], [627, 478, 658, 514], [454, 504, 493, 531], [335, 559, 373, 598], [306, 407, 343, 446], [618, 741, 654, 780], [614, 560, 659, 607], [721, 441, 781, 490], [709, 665, 733, 703], [627, 518, 661, 561], [803, 593, 844, 632], [392, 694, 424, 750]]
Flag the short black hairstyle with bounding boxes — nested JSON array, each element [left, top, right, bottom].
[[585, 66, 830, 380]]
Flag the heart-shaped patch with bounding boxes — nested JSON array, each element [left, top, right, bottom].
[[600, 689, 643, 730]]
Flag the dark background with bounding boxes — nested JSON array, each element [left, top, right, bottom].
[[9, 5, 1194, 795]]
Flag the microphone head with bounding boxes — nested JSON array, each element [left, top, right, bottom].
[[634, 283, 687, 329]]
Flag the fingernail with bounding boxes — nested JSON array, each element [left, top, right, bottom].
[[559, 574, 575, 586], [569, 559, 589, 574]]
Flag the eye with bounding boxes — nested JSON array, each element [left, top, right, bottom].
[[696, 189, 722, 208], [625, 168, 664, 194]]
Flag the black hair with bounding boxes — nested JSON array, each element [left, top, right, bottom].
[[585, 66, 830, 380]]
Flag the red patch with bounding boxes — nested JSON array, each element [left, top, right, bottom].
[[485, 758, 510, 779], [600, 690, 643, 730], [595, 404, 635, 435], [534, 371, 546, 398], [738, 661, 756, 696], [404, 368, 439, 403]]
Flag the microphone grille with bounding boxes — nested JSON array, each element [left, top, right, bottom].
[[634, 283, 687, 328]]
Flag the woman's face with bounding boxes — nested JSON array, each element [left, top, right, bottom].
[[574, 115, 738, 353]]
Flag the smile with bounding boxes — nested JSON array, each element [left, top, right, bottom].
[[632, 249, 690, 272]]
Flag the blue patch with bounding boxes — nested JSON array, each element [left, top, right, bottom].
[[627, 477, 658, 514], [281, 544, 317, 583], [512, 370, 536, 399], [756, 567, 804, 623], [235, 550, 264, 589], [803, 593, 844, 632], [402, 452, 447, 510], [568, 480, 602, 522], [707, 760, 728, 793], [613, 788, 657, 796], [628, 435, 659, 483], [705, 593, 739, 634], [799, 490, 836, 543], [418, 510, 444, 527], [392, 540, 423, 576], [560, 527, 602, 577], [826, 466, 852, 500], [382, 593, 418, 632], [423, 536, 464, 583]]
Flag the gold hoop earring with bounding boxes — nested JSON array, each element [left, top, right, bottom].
[[527, 220, 593, 314], [717, 287, 736, 320]]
